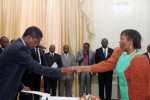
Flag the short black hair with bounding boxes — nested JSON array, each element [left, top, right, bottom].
[[22, 26, 43, 39], [121, 29, 142, 49], [83, 42, 90, 47]]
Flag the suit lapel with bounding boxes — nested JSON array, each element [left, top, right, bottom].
[[107, 48, 111, 57], [97, 48, 104, 58], [101, 48, 106, 58]]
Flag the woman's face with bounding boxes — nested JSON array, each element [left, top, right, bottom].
[[119, 34, 132, 51]]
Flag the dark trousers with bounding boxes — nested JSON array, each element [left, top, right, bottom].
[[19, 93, 33, 100], [44, 77, 57, 96], [19, 74, 41, 100], [32, 74, 41, 100], [98, 71, 113, 100]]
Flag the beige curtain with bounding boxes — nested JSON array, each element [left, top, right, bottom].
[[0, 0, 93, 96]]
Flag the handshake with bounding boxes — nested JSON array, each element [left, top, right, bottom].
[[61, 66, 91, 74]]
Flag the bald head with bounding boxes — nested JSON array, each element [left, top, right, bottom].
[[101, 38, 108, 48], [49, 44, 55, 53], [0, 36, 9, 48], [63, 44, 69, 54]]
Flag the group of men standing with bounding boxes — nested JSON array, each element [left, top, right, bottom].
[[0, 34, 115, 100]]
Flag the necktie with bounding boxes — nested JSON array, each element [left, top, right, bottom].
[[104, 49, 106, 58], [35, 48, 41, 64]]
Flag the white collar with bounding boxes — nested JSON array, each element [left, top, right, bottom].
[[21, 38, 26, 46], [102, 47, 108, 52], [64, 53, 69, 56], [50, 52, 54, 55]]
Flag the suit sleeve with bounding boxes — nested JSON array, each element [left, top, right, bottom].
[[57, 55, 63, 68], [19, 51, 62, 79], [76, 51, 83, 65]]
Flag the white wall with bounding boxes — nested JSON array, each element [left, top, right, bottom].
[[91, 0, 150, 51]]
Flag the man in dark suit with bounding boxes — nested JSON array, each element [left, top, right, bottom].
[[95, 38, 113, 100], [44, 44, 62, 96], [144, 44, 150, 63], [0, 26, 64, 100]]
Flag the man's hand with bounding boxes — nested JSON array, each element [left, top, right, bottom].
[[22, 86, 31, 91], [61, 67, 75, 74], [61, 65, 91, 74]]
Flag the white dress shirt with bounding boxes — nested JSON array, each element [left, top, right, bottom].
[[102, 47, 108, 58]]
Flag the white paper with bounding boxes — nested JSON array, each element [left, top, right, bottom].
[[51, 62, 58, 68], [21, 90, 50, 97], [21, 90, 79, 100]]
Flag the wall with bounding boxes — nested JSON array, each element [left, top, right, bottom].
[[91, 0, 150, 51]]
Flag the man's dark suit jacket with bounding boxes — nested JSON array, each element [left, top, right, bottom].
[[44, 53, 62, 68], [0, 48, 3, 54], [0, 39, 61, 100], [44, 52, 62, 78]]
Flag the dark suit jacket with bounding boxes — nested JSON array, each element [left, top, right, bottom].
[[44, 52, 62, 68], [44, 53, 62, 80], [0, 48, 3, 54], [21, 48, 47, 89], [95, 47, 113, 74], [0, 39, 61, 100]]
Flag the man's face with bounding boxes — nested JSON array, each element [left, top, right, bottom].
[[63, 45, 69, 54], [101, 39, 108, 49], [147, 44, 150, 53], [49, 45, 55, 53], [0, 37, 9, 48], [83, 44, 89, 53], [26, 36, 41, 48]]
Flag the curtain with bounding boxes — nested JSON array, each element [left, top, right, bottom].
[[0, 0, 93, 96], [0, 0, 93, 53]]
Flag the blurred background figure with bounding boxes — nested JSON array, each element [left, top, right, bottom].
[[0, 36, 9, 54], [76, 42, 95, 96], [30, 45, 46, 100], [59, 45, 76, 97], [10, 39, 16, 44], [95, 38, 113, 100], [144, 44, 150, 63]]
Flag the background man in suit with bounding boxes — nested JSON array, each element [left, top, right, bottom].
[[95, 38, 113, 100], [0, 36, 9, 54], [44, 44, 62, 96], [76, 42, 95, 96], [0, 26, 63, 100], [19, 45, 47, 100], [144, 44, 150, 63], [30, 45, 46, 100], [59, 44, 76, 97]]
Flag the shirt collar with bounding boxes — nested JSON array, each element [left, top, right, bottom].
[[50, 52, 54, 56], [21, 38, 26, 46], [102, 47, 108, 52]]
